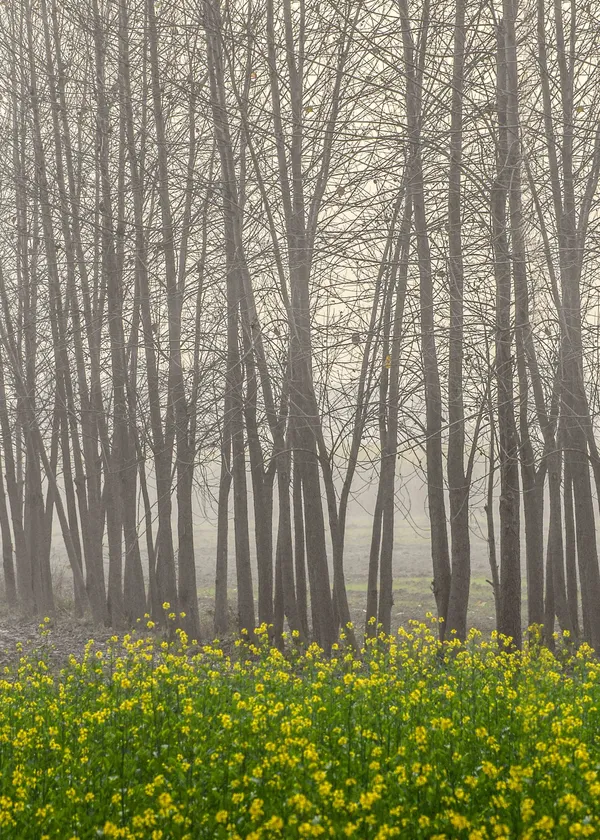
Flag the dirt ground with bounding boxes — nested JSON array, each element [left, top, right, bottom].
[[0, 614, 115, 669], [0, 570, 505, 671]]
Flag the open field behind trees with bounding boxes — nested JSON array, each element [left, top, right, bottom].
[[28, 499, 499, 642], [24, 472, 508, 640]]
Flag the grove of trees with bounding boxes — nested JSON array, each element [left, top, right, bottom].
[[0, 0, 599, 650]]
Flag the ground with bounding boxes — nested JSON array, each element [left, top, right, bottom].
[[0, 571, 502, 669]]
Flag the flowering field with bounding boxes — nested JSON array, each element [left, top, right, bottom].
[[0, 620, 599, 839]]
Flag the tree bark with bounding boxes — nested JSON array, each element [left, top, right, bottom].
[[493, 20, 521, 646], [445, 0, 469, 640], [398, 0, 451, 627]]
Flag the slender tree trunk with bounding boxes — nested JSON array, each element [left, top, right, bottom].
[[337, 199, 403, 638], [46, 0, 106, 620], [399, 0, 451, 626], [241, 310, 273, 629], [366, 483, 384, 636], [492, 20, 521, 646], [293, 450, 309, 638], [148, 0, 197, 630], [120, 0, 175, 622], [535, 0, 600, 648], [0, 288, 88, 613], [263, 0, 337, 651], [379, 200, 411, 635], [214, 395, 232, 637], [229, 335, 255, 634], [445, 0, 469, 639], [205, 3, 255, 634], [0, 344, 31, 611], [485, 402, 500, 628], [0, 450, 16, 606], [563, 458, 579, 637]]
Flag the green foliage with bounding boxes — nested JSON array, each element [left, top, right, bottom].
[[0, 619, 597, 838]]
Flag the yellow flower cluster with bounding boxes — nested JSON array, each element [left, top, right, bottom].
[[0, 621, 598, 838]]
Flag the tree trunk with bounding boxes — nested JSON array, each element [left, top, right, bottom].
[[293, 451, 309, 638], [214, 397, 232, 637], [379, 199, 411, 635], [492, 20, 521, 647], [0, 450, 16, 606], [398, 0, 451, 626], [445, 0, 469, 640], [563, 458, 579, 638]]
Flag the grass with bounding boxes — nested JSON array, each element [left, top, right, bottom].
[[345, 576, 500, 635], [0, 616, 598, 838]]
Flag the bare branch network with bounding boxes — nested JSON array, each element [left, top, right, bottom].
[[0, 0, 598, 649]]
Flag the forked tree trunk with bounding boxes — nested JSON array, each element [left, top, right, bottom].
[[0, 344, 31, 611], [148, 0, 200, 635], [205, 3, 255, 634], [535, 0, 600, 647], [120, 0, 176, 621], [502, 0, 544, 632], [45, 0, 106, 620]]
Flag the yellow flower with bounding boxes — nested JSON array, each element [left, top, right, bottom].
[[264, 815, 284, 831], [249, 797, 264, 820], [450, 813, 470, 830]]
